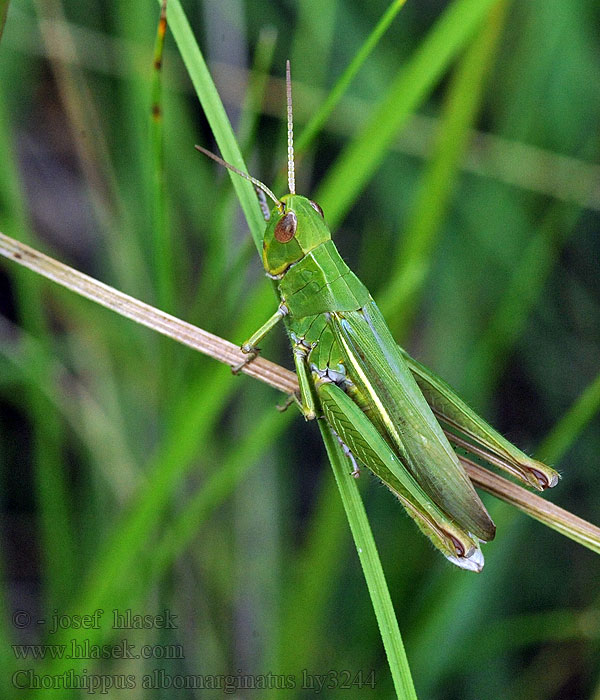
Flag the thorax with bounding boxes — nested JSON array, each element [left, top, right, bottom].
[[277, 240, 370, 318]]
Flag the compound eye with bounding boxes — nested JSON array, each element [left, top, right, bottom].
[[309, 200, 324, 217], [274, 210, 298, 242]]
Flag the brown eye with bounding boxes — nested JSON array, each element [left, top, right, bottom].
[[309, 200, 324, 217], [274, 211, 298, 242]]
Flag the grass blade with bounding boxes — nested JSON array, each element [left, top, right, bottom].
[[161, 0, 264, 249], [315, 0, 499, 228], [536, 369, 600, 465], [3, 227, 598, 559], [464, 202, 586, 401], [463, 457, 600, 555], [319, 422, 417, 700], [0, 0, 8, 42], [149, 0, 174, 313], [3, 226, 599, 694], [380, 0, 508, 336], [296, 0, 408, 156], [0, 230, 296, 394], [0, 89, 74, 608]]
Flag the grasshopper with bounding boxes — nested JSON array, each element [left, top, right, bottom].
[[196, 62, 559, 572]]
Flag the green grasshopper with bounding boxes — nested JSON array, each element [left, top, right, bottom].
[[196, 62, 559, 572]]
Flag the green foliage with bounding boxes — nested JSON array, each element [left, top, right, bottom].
[[0, 1, 599, 698]]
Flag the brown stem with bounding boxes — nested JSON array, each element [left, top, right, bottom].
[[0, 231, 297, 394], [2, 229, 600, 554]]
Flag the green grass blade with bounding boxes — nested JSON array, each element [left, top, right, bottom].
[[464, 202, 583, 401], [32, 366, 242, 680], [0, 86, 75, 609], [150, 0, 174, 313], [0, 0, 9, 42], [162, 0, 264, 249], [408, 371, 600, 691], [289, 0, 338, 93], [273, 476, 347, 685], [34, 0, 149, 298], [296, 0, 408, 156], [536, 369, 600, 465], [315, 0, 499, 229], [0, 318, 140, 497], [192, 27, 277, 310], [380, 0, 508, 336], [237, 26, 278, 155], [150, 405, 291, 577], [464, 457, 600, 555], [163, 8, 415, 684], [319, 422, 417, 700]]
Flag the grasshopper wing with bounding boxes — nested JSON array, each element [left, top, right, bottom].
[[399, 347, 559, 491], [318, 381, 485, 571], [329, 301, 496, 543]]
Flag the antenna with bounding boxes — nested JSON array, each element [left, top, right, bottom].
[[194, 145, 283, 212], [286, 60, 296, 195]]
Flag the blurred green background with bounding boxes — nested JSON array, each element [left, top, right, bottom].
[[0, 0, 599, 697]]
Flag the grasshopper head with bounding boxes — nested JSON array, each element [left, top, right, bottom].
[[262, 65, 332, 276], [262, 194, 330, 276], [196, 64, 330, 277]]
